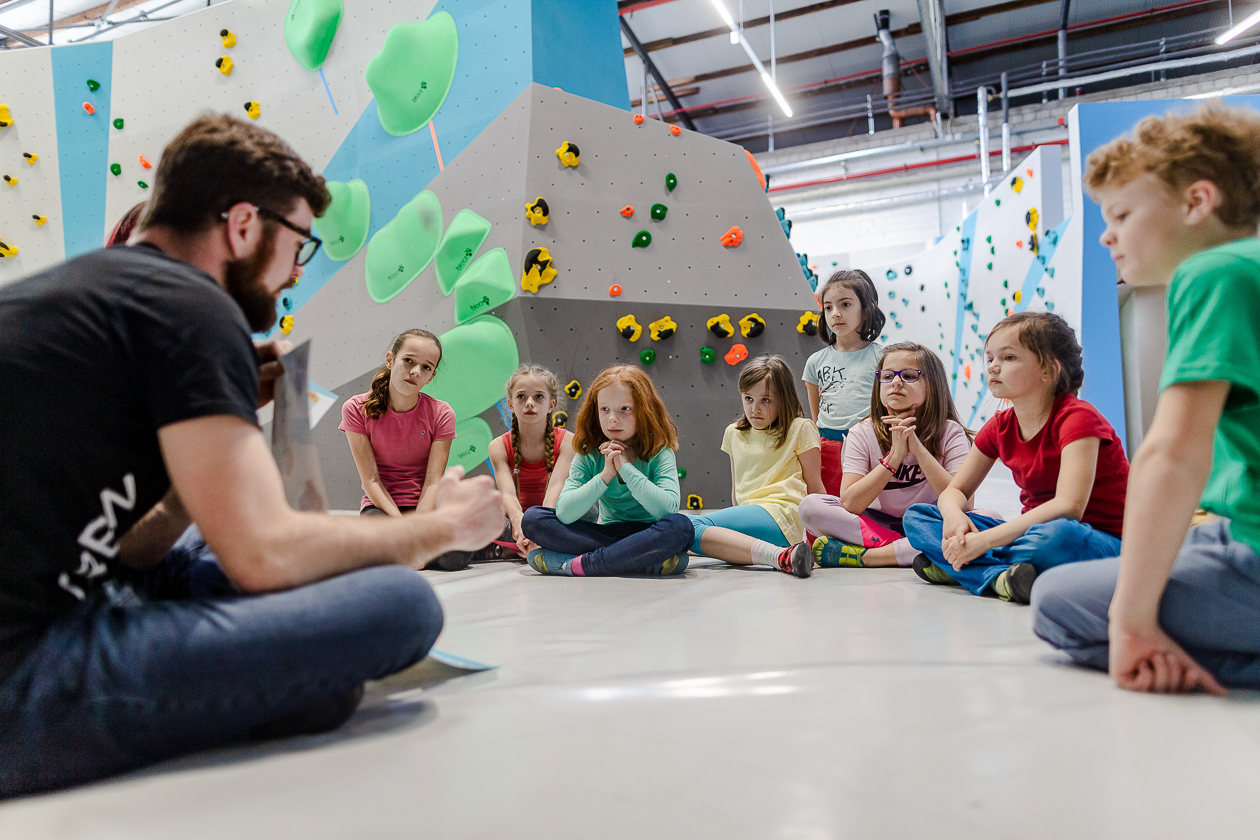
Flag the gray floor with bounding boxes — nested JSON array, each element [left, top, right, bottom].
[[4, 471, 1260, 837]]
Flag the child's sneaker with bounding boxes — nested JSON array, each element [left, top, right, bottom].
[[525, 548, 577, 576], [912, 553, 960, 586], [813, 536, 866, 568], [641, 554, 690, 576], [776, 543, 813, 578], [992, 563, 1038, 604]]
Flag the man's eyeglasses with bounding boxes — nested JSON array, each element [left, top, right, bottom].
[[876, 368, 925, 384], [219, 205, 322, 266]]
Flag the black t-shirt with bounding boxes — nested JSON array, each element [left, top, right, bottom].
[[0, 244, 259, 675]]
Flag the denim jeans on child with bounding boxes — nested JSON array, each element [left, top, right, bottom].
[[0, 526, 444, 798], [522, 507, 693, 575], [902, 504, 1122, 595]]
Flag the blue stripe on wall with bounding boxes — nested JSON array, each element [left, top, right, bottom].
[[532, 0, 629, 110], [950, 209, 979, 397], [50, 41, 112, 259]]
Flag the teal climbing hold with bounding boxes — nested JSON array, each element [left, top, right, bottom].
[[364, 189, 442, 304], [312, 178, 370, 262], [448, 417, 494, 472], [650, 203, 667, 221], [426, 315, 520, 420], [284, 0, 344, 72], [452, 248, 514, 324], [632, 230, 651, 248], [640, 348, 656, 365], [665, 172, 677, 192], [434, 208, 492, 295], [365, 12, 459, 136]]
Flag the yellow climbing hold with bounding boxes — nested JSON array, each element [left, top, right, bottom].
[[32, 215, 46, 226], [244, 101, 261, 120], [216, 56, 234, 76], [521, 247, 557, 294], [22, 152, 37, 165], [617, 314, 642, 342], [649, 316, 677, 340], [0, 241, 18, 258], [220, 28, 236, 48], [1013, 290, 1022, 304], [0, 104, 12, 128], [279, 315, 294, 335], [555, 141, 579, 167]]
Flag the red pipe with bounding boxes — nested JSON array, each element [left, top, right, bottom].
[[767, 139, 1070, 193], [619, 0, 684, 15]]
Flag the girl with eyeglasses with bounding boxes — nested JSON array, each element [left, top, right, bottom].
[[793, 343, 973, 570]]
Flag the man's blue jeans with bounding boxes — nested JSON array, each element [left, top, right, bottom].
[[0, 527, 444, 798]]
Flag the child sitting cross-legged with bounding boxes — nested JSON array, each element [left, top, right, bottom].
[[903, 312, 1130, 604], [794, 342, 973, 570]]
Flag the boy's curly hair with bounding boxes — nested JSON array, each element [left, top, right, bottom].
[[1084, 101, 1260, 229]]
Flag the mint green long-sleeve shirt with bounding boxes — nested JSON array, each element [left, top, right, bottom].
[[555, 447, 680, 524]]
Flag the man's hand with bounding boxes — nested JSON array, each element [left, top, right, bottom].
[[1109, 624, 1226, 696], [428, 466, 505, 553], [255, 339, 294, 409]]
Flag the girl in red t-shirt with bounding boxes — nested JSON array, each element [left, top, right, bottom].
[[903, 312, 1130, 604], [487, 365, 576, 556]]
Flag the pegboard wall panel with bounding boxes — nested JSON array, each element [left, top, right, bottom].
[[0, 48, 65, 286]]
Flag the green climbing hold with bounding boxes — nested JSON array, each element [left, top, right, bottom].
[[284, 0, 344, 72], [700, 346, 716, 364], [452, 248, 514, 325], [425, 315, 520, 420], [650, 203, 667, 221], [137, 181, 148, 189], [995, 199, 1001, 206], [986, 235, 991, 243], [86, 79, 100, 92], [109, 163, 121, 176], [678, 467, 687, 480], [312, 178, 370, 262], [1003, 280, 1009, 288], [364, 189, 442, 304], [640, 348, 656, 365], [448, 417, 494, 472], [665, 172, 677, 192], [434, 208, 491, 295], [365, 12, 458, 137], [112, 118, 123, 130], [987, 262, 993, 270], [632, 230, 651, 248]]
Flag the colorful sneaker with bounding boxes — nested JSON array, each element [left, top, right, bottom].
[[912, 553, 960, 586], [992, 563, 1038, 604], [642, 553, 690, 576], [776, 543, 813, 578], [813, 536, 866, 568], [525, 548, 577, 576]]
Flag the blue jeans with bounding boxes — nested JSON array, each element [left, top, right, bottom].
[[521, 508, 693, 575], [0, 527, 444, 798], [686, 504, 787, 555], [1033, 518, 1260, 687], [902, 504, 1123, 595]]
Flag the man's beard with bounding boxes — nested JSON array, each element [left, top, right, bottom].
[[224, 234, 280, 333]]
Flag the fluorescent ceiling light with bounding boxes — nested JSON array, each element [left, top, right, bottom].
[[1217, 7, 1260, 44], [710, 0, 793, 118]]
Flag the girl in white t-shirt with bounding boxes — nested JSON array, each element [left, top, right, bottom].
[[686, 356, 827, 578], [796, 342, 973, 568]]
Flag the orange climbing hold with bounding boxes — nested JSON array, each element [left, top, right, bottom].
[[669, 125, 682, 136], [620, 205, 634, 218], [724, 344, 749, 366], [82, 102, 95, 115], [964, 364, 972, 380], [633, 114, 644, 125], [745, 150, 766, 191], [1015, 240, 1023, 249], [1026, 168, 1034, 177], [720, 226, 744, 247], [608, 284, 622, 296], [139, 155, 152, 169]]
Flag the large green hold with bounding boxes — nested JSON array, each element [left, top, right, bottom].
[[426, 316, 520, 420], [365, 12, 459, 137], [364, 190, 442, 304], [434, 208, 491, 295], [448, 417, 494, 472], [312, 179, 370, 262], [284, 0, 344, 72], [452, 248, 514, 324]]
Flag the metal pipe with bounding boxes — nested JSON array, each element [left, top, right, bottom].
[[1000, 71, 1011, 172], [0, 21, 42, 46], [1058, 0, 1072, 100], [48, 0, 53, 45], [977, 86, 990, 195], [1008, 41, 1260, 97], [620, 18, 698, 131], [866, 94, 874, 135]]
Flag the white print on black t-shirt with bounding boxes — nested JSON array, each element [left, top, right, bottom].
[[58, 473, 136, 601], [815, 363, 847, 417]]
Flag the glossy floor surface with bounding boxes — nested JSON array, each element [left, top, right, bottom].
[[4, 477, 1260, 837]]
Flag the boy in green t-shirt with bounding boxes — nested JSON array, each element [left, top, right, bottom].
[[1033, 101, 1260, 695]]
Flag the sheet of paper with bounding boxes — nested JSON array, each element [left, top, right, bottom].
[[271, 340, 328, 512]]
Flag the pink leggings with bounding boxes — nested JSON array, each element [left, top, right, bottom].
[[797, 494, 917, 567]]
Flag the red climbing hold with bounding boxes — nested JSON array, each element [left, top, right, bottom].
[[608, 284, 622, 296], [620, 205, 634, 218], [633, 114, 644, 125], [720, 226, 744, 247], [724, 344, 749, 366], [82, 102, 95, 115], [1015, 239, 1023, 249], [669, 125, 682, 136], [745, 150, 766, 191]]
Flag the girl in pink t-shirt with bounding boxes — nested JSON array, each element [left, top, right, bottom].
[[796, 342, 973, 568], [339, 329, 462, 566]]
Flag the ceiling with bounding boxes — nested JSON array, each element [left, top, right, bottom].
[[618, 0, 1249, 151]]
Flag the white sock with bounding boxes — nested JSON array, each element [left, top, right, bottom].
[[752, 540, 782, 568]]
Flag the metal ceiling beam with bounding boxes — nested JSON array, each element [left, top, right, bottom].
[[0, 21, 42, 46], [916, 0, 952, 116], [621, 16, 698, 131]]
